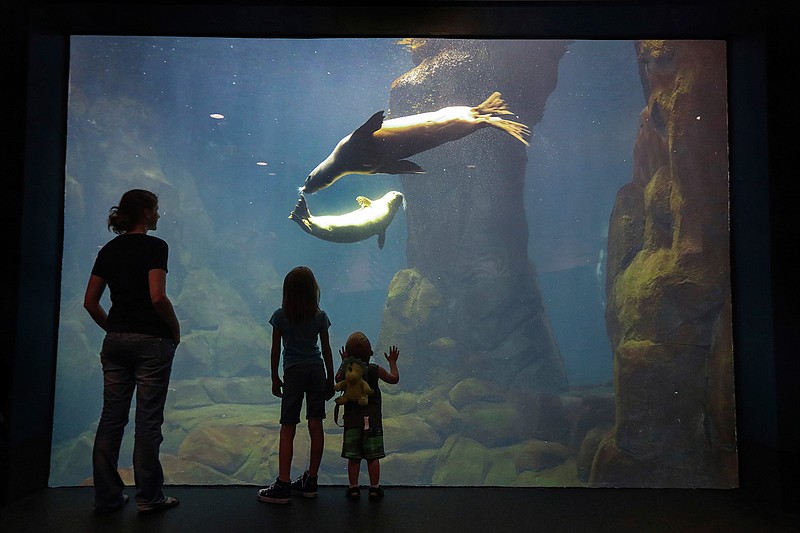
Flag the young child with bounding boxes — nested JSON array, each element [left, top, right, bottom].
[[258, 266, 335, 504], [336, 331, 399, 501]]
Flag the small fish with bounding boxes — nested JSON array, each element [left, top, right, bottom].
[[209, 113, 225, 120]]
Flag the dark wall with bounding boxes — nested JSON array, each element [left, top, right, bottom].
[[3, 2, 796, 510]]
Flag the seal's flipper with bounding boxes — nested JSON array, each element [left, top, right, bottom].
[[353, 111, 385, 137], [356, 196, 372, 208], [378, 231, 386, 250], [289, 194, 313, 233], [289, 194, 309, 220], [492, 119, 531, 146], [473, 92, 531, 146], [376, 159, 425, 175], [473, 92, 513, 116]]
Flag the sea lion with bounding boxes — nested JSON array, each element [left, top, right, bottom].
[[289, 191, 405, 249], [300, 92, 530, 194]]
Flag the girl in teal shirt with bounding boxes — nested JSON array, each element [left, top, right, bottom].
[[258, 266, 335, 503]]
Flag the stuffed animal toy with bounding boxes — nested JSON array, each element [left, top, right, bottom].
[[335, 357, 373, 406]]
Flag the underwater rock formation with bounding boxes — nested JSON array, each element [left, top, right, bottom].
[[381, 39, 570, 393], [593, 40, 736, 488]]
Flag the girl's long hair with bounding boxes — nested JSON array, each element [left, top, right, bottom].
[[282, 266, 321, 323], [107, 189, 158, 234]]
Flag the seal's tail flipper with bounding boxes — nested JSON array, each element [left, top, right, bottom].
[[492, 118, 531, 146], [474, 92, 531, 146], [474, 91, 514, 116]]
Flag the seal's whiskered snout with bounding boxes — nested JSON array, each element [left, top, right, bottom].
[[299, 174, 313, 194]]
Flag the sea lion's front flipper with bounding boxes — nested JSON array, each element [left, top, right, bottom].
[[356, 196, 372, 208], [353, 111, 385, 137], [378, 231, 386, 250], [288, 195, 315, 234], [376, 159, 425, 175]]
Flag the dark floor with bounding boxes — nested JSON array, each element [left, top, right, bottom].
[[2, 486, 799, 533]]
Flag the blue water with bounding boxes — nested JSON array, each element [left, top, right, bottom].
[[63, 36, 642, 372], [53, 37, 644, 486], [67, 37, 412, 344], [527, 41, 644, 385]]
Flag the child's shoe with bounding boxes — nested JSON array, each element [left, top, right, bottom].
[[257, 478, 291, 504], [290, 471, 318, 498], [368, 486, 384, 501], [345, 486, 360, 501]]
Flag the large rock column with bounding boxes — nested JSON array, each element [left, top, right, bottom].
[[378, 39, 569, 393], [592, 40, 736, 487]]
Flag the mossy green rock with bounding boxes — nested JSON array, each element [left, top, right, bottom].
[[214, 316, 270, 377], [381, 390, 419, 417], [161, 454, 243, 485], [513, 439, 570, 472], [177, 424, 269, 475], [200, 376, 275, 405], [420, 399, 460, 435], [175, 268, 250, 330], [172, 315, 270, 379], [167, 379, 213, 409], [448, 378, 505, 409], [378, 269, 443, 353], [432, 436, 488, 485], [381, 449, 439, 485], [459, 401, 521, 447], [484, 453, 519, 486], [599, 40, 735, 488], [516, 458, 583, 487], [382, 414, 443, 452], [577, 426, 611, 482], [49, 433, 94, 487], [166, 403, 281, 433]]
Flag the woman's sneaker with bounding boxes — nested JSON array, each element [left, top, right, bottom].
[[257, 478, 291, 504], [290, 471, 318, 498], [137, 496, 179, 514], [94, 494, 129, 514]]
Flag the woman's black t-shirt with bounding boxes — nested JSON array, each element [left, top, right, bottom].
[[91, 233, 172, 338]]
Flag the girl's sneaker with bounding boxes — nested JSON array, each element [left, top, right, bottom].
[[368, 486, 384, 501], [258, 478, 291, 504], [290, 471, 318, 498]]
